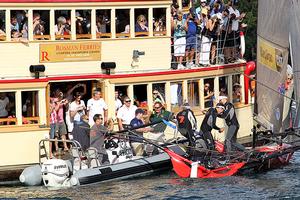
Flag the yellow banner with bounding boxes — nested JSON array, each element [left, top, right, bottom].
[[258, 38, 284, 72], [39, 42, 101, 63]]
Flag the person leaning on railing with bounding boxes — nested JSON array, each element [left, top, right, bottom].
[[171, 10, 186, 70]]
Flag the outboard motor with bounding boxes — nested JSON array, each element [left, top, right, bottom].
[[41, 159, 70, 187]]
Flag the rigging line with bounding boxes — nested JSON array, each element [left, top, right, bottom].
[[233, 68, 300, 106]]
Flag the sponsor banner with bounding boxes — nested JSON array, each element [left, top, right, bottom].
[[40, 42, 101, 63], [258, 37, 285, 72]]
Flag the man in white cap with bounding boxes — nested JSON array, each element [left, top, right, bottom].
[[199, 103, 225, 150], [176, 103, 197, 147], [219, 95, 244, 152]]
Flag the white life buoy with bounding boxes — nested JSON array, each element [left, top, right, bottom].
[[240, 32, 245, 58]]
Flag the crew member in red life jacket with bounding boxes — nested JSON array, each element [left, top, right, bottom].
[[199, 103, 225, 150], [176, 103, 197, 147], [219, 96, 244, 152]]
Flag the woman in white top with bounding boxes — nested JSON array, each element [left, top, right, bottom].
[[69, 92, 86, 123]]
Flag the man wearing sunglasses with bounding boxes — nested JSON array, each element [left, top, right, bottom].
[[117, 96, 137, 130]]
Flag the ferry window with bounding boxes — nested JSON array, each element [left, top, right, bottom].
[[135, 8, 149, 37], [33, 10, 50, 40], [232, 74, 242, 104], [153, 8, 166, 36], [11, 10, 28, 40], [0, 10, 5, 41], [153, 83, 166, 105], [219, 76, 228, 97], [133, 84, 147, 108], [0, 92, 16, 126], [22, 91, 39, 124], [188, 80, 199, 107], [115, 86, 128, 101], [76, 10, 91, 39], [171, 82, 183, 108], [116, 9, 130, 38], [55, 10, 71, 40], [204, 78, 214, 108], [96, 9, 111, 38]]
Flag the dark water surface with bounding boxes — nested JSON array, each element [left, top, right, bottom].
[[1, 152, 300, 200]]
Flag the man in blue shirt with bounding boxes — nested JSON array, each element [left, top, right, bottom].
[[130, 108, 152, 156]]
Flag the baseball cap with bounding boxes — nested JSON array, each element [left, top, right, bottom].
[[219, 96, 228, 101], [216, 103, 225, 110]]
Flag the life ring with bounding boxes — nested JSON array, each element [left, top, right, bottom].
[[240, 32, 245, 58]]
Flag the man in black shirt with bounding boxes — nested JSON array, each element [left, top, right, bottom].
[[219, 96, 244, 152], [199, 103, 225, 150], [176, 103, 197, 147]]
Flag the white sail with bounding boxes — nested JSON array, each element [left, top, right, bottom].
[[256, 0, 290, 132]]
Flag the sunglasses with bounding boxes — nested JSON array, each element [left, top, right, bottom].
[[154, 106, 161, 109], [140, 19, 146, 22], [204, 85, 209, 87], [125, 100, 131, 103], [153, 92, 158, 95]]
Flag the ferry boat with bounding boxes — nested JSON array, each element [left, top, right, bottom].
[[0, 0, 253, 178]]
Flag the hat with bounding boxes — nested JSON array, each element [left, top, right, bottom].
[[200, 0, 206, 3], [135, 108, 145, 115], [182, 102, 191, 109], [233, 83, 242, 87], [201, 8, 208, 16], [219, 96, 228, 101], [216, 103, 225, 110]]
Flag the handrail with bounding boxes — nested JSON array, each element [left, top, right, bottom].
[[39, 139, 82, 164], [0, 35, 6, 41], [33, 34, 51, 40], [96, 32, 112, 38], [55, 34, 71, 40], [76, 34, 92, 39], [116, 32, 130, 38], [135, 31, 149, 37]]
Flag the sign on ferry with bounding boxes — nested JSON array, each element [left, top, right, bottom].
[[258, 38, 285, 72], [39, 42, 101, 63]]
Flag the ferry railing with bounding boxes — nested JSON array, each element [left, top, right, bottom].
[[171, 32, 242, 69]]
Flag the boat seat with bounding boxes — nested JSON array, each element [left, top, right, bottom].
[[86, 147, 101, 168], [70, 147, 85, 171], [167, 145, 188, 157]]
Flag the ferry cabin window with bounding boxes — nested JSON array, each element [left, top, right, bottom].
[[232, 74, 242, 104], [133, 84, 147, 108], [0, 92, 16, 126], [135, 8, 149, 37], [76, 10, 91, 39], [0, 10, 5, 41], [33, 10, 50, 40], [115, 86, 128, 101], [22, 91, 39, 124], [204, 78, 214, 108], [55, 10, 71, 40], [96, 9, 111, 38], [219, 76, 228, 98], [153, 8, 166, 36], [153, 83, 166, 105], [116, 9, 130, 38], [171, 82, 183, 110], [187, 80, 199, 107], [11, 10, 28, 41]]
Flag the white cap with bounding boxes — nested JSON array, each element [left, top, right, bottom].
[[201, 0, 206, 2], [219, 96, 228, 101]]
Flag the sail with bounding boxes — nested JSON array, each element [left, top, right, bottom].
[[256, 0, 290, 132], [289, 0, 300, 128]]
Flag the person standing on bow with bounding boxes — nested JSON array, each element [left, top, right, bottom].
[[87, 89, 108, 127], [117, 96, 137, 130], [199, 103, 225, 150], [219, 96, 243, 152]]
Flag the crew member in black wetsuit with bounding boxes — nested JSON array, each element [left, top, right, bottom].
[[199, 103, 225, 150], [219, 96, 244, 152], [176, 103, 197, 147]]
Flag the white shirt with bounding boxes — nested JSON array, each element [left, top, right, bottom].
[[117, 105, 137, 125], [0, 97, 9, 117], [115, 98, 122, 111], [229, 7, 240, 31], [69, 100, 86, 122], [87, 98, 108, 126]]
